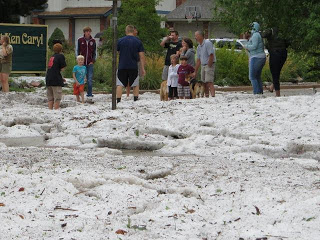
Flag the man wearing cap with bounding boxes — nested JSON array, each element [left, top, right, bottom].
[[193, 30, 216, 97]]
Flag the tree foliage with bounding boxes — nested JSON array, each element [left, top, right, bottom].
[[102, 0, 167, 54], [214, 0, 320, 80], [0, 0, 48, 23], [213, 0, 320, 52], [48, 28, 66, 49]]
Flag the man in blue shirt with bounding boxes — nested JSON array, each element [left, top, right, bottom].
[[117, 25, 146, 102]]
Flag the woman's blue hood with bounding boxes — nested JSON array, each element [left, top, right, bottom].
[[251, 22, 260, 33]]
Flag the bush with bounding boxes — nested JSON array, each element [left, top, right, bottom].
[[262, 51, 320, 84], [92, 55, 113, 92], [214, 47, 319, 86], [45, 47, 317, 92], [140, 54, 164, 90], [215, 47, 250, 86], [69, 52, 163, 91], [51, 51, 164, 91], [62, 51, 77, 79]]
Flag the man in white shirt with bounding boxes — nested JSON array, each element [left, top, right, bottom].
[[193, 31, 216, 97]]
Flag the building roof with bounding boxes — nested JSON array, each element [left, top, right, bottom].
[[37, 7, 112, 18], [166, 0, 213, 21]]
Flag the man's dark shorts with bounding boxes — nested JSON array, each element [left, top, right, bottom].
[[116, 69, 139, 87]]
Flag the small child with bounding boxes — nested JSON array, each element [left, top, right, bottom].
[[45, 43, 66, 110], [177, 55, 194, 99], [167, 54, 180, 100], [73, 55, 87, 103]]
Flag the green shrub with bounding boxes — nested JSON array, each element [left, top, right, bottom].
[[282, 51, 320, 82], [215, 47, 250, 86], [66, 52, 163, 91], [140, 54, 164, 90], [48, 28, 66, 49], [56, 51, 76, 79], [214, 47, 318, 86], [45, 46, 317, 92], [262, 51, 320, 83], [92, 55, 113, 92]]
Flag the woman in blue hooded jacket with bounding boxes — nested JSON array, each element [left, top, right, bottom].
[[244, 22, 266, 94]]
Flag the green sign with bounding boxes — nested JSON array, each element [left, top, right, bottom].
[[0, 23, 48, 73]]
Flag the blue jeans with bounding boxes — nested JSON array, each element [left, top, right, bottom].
[[85, 64, 94, 97], [249, 57, 266, 94]]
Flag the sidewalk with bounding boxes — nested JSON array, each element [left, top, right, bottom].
[[125, 83, 320, 95]]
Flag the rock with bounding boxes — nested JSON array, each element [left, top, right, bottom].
[[29, 81, 43, 88]]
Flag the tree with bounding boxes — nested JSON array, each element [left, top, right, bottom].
[[213, 0, 320, 80], [48, 28, 66, 49], [213, 0, 320, 52], [102, 0, 167, 54], [0, 0, 48, 23]]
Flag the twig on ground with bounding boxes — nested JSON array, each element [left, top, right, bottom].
[[54, 206, 77, 211], [40, 188, 45, 195]]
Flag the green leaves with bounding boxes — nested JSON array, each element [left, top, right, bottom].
[[102, 0, 167, 54], [214, 0, 320, 52], [48, 28, 66, 49], [214, 0, 320, 80], [303, 217, 316, 222], [0, 0, 48, 23]]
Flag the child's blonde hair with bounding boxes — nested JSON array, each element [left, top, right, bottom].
[[170, 54, 178, 62], [77, 55, 84, 61]]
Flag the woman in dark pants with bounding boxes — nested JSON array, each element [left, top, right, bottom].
[[262, 27, 288, 97]]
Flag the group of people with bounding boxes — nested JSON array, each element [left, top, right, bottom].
[[45, 26, 97, 109], [244, 22, 288, 97], [45, 25, 145, 109], [161, 30, 216, 100], [161, 22, 288, 99], [1, 21, 288, 109]]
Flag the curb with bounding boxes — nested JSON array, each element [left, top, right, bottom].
[[93, 84, 320, 95]]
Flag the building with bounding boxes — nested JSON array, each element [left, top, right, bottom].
[[21, 0, 234, 45], [22, 0, 178, 45], [166, 0, 236, 39]]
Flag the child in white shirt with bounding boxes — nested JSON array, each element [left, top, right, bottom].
[[167, 54, 180, 100]]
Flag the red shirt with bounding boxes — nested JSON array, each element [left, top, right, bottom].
[[177, 64, 194, 86]]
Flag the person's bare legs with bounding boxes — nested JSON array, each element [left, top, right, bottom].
[[76, 94, 80, 102], [207, 82, 215, 97], [117, 86, 123, 102], [80, 92, 85, 103], [126, 85, 130, 97], [54, 101, 60, 110], [0, 73, 9, 92], [48, 101, 54, 110], [133, 85, 139, 99], [204, 83, 209, 97]]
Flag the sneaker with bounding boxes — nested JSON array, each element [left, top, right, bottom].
[[86, 97, 94, 104]]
